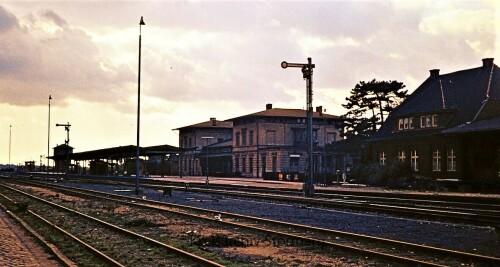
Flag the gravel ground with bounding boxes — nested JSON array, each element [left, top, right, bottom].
[[62, 181, 500, 258]]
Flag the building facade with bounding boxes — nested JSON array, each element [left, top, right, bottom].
[[174, 118, 233, 176], [370, 58, 500, 184], [229, 104, 342, 180]]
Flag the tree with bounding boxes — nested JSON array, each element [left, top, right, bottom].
[[341, 79, 407, 138]]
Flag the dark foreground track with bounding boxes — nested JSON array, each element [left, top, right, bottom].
[[4, 177, 500, 267], [0, 181, 225, 266]]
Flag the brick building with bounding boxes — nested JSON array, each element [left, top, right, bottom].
[[229, 104, 342, 179], [174, 118, 233, 176]]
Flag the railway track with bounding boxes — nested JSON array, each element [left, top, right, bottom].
[[5, 178, 500, 266], [0, 182, 226, 267], [33, 174, 500, 227]]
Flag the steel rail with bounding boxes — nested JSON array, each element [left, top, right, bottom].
[[0, 193, 125, 267], [0, 197, 77, 267], [18, 174, 500, 210], [45, 175, 500, 225], [0, 182, 225, 267], [160, 186, 500, 226], [30, 174, 500, 225], [16, 179, 500, 266]]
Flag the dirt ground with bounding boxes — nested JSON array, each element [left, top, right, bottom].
[[0, 207, 63, 267]]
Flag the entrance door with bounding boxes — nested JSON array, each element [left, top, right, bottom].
[[261, 155, 266, 177]]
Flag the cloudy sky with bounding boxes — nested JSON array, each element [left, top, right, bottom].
[[0, 0, 498, 165]]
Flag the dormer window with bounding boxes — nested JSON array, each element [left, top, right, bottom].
[[420, 114, 438, 128], [398, 117, 415, 131]]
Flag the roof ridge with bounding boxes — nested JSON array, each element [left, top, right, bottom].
[[485, 63, 495, 98]]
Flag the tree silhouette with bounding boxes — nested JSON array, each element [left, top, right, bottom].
[[341, 79, 407, 138]]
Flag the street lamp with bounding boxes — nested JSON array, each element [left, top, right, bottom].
[[135, 16, 145, 195], [281, 57, 316, 197], [47, 95, 52, 174], [9, 125, 11, 169], [201, 136, 214, 186]]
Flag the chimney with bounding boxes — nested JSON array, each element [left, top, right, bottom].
[[482, 58, 494, 68], [316, 106, 323, 116], [429, 69, 440, 78], [266, 103, 273, 110], [210, 117, 216, 126]]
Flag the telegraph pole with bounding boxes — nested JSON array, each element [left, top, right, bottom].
[[281, 58, 316, 197], [47, 95, 52, 174], [9, 125, 11, 169], [135, 16, 145, 194]]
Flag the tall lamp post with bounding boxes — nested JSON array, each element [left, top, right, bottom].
[[281, 57, 316, 197], [47, 95, 52, 174], [201, 136, 214, 186], [9, 125, 11, 170], [135, 16, 145, 195]]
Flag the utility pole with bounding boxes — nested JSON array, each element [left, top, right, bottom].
[[135, 16, 146, 195], [281, 57, 316, 197], [9, 125, 11, 169], [48, 95, 52, 174]]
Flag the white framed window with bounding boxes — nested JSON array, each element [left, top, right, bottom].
[[379, 151, 386, 166], [447, 149, 456, 171], [411, 150, 418, 171], [426, 115, 432, 127], [432, 114, 438, 127], [432, 149, 441, 171], [399, 117, 415, 130], [398, 150, 406, 162]]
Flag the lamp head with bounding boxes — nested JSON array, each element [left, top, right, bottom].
[[140, 16, 145, 26], [281, 61, 288, 69]]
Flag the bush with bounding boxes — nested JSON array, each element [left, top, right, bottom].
[[381, 160, 412, 188], [351, 163, 385, 185]]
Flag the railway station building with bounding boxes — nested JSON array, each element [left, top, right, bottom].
[[228, 104, 342, 180], [370, 58, 500, 184], [173, 118, 233, 177], [174, 104, 343, 180]]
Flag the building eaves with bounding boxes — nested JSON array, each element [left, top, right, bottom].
[[443, 115, 500, 134], [173, 120, 233, 130], [229, 108, 340, 121]]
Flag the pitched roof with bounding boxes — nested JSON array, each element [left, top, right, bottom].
[[443, 114, 500, 134], [371, 58, 500, 141], [230, 108, 340, 121], [173, 119, 233, 130]]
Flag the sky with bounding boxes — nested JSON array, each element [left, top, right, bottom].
[[0, 0, 498, 165]]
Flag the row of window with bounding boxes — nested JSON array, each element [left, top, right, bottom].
[[235, 129, 254, 147], [397, 114, 438, 131], [235, 154, 278, 173], [379, 148, 456, 172]]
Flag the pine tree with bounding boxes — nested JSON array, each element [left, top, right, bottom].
[[341, 79, 407, 138]]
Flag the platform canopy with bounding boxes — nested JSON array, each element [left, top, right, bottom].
[[49, 144, 180, 161]]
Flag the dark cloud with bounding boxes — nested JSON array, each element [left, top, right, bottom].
[[0, 1, 495, 112], [0, 6, 135, 107], [0, 5, 18, 32], [41, 9, 68, 28]]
